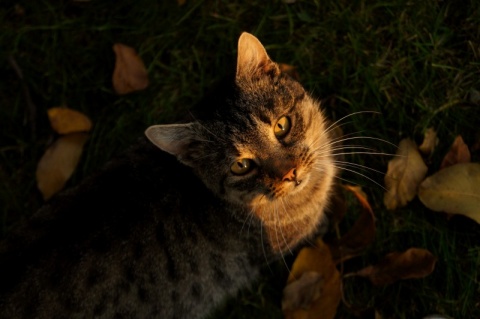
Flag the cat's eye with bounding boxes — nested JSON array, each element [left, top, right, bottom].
[[230, 159, 254, 175], [274, 116, 291, 138]]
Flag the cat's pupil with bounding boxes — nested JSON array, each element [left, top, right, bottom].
[[274, 116, 291, 138], [230, 158, 252, 175]]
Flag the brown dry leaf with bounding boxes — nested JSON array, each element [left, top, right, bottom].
[[177, 0, 186, 5], [47, 107, 92, 135], [279, 63, 300, 81], [282, 238, 341, 319], [326, 184, 347, 227], [418, 163, 480, 224], [418, 127, 438, 156], [353, 248, 436, 286], [36, 133, 89, 200], [328, 185, 376, 264], [440, 135, 471, 169], [384, 138, 428, 210], [112, 43, 149, 95]]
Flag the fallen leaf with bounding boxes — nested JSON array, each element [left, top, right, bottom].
[[279, 63, 300, 81], [418, 127, 438, 156], [328, 185, 376, 264], [352, 248, 436, 286], [282, 271, 324, 311], [283, 238, 341, 319], [47, 107, 92, 135], [440, 135, 471, 169], [418, 163, 480, 224], [325, 184, 347, 228], [112, 43, 149, 95], [384, 138, 428, 210], [177, 0, 186, 5], [36, 133, 89, 200]]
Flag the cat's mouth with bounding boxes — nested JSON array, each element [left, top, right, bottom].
[[263, 171, 311, 200]]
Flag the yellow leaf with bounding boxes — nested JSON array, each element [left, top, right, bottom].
[[353, 248, 436, 286], [418, 163, 480, 224], [36, 133, 89, 200], [47, 107, 92, 135], [384, 138, 428, 210], [112, 43, 149, 95], [282, 239, 341, 319], [418, 127, 438, 156]]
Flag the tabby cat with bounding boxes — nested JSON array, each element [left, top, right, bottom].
[[0, 32, 335, 319]]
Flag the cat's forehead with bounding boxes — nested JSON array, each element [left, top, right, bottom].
[[235, 75, 302, 113]]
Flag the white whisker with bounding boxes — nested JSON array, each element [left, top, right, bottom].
[[323, 111, 381, 135]]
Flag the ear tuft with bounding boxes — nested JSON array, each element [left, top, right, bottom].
[[236, 32, 279, 80]]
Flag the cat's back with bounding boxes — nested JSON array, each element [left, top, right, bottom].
[[0, 139, 259, 319]]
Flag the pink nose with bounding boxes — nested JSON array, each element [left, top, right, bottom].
[[282, 168, 297, 182]]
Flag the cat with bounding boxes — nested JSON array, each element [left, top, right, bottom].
[[0, 32, 336, 319]]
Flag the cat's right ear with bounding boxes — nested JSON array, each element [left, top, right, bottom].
[[236, 32, 280, 80], [145, 123, 201, 167]]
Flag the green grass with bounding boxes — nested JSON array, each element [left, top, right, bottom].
[[1, 0, 479, 318]]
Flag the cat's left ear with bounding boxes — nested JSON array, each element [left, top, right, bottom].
[[145, 123, 202, 167], [236, 32, 280, 80]]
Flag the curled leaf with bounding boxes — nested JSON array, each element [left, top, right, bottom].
[[418, 163, 480, 224], [440, 135, 471, 169], [328, 185, 376, 264], [418, 127, 438, 156], [112, 43, 149, 95], [47, 107, 92, 135], [283, 239, 341, 319], [352, 248, 436, 286], [36, 133, 89, 200], [384, 138, 428, 210]]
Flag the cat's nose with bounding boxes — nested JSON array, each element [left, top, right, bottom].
[[282, 168, 302, 186], [282, 168, 299, 183]]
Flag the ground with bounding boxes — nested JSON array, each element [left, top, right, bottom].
[[1, 0, 479, 318]]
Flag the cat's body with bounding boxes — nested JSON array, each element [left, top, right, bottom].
[[0, 140, 267, 318], [0, 33, 336, 318]]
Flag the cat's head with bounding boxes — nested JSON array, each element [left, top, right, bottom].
[[146, 33, 335, 251]]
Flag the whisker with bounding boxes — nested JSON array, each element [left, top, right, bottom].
[[273, 202, 291, 273], [279, 198, 320, 251], [323, 111, 381, 135], [322, 151, 399, 157], [278, 199, 294, 256], [331, 160, 386, 175], [260, 220, 274, 274], [315, 136, 397, 152], [315, 164, 387, 191]]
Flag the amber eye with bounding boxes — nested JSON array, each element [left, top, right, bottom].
[[274, 116, 291, 138], [230, 159, 254, 175]]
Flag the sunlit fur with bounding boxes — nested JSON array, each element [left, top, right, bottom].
[[188, 70, 335, 253], [147, 33, 336, 254]]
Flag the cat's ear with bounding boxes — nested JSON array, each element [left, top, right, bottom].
[[236, 32, 280, 80], [145, 123, 202, 167]]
